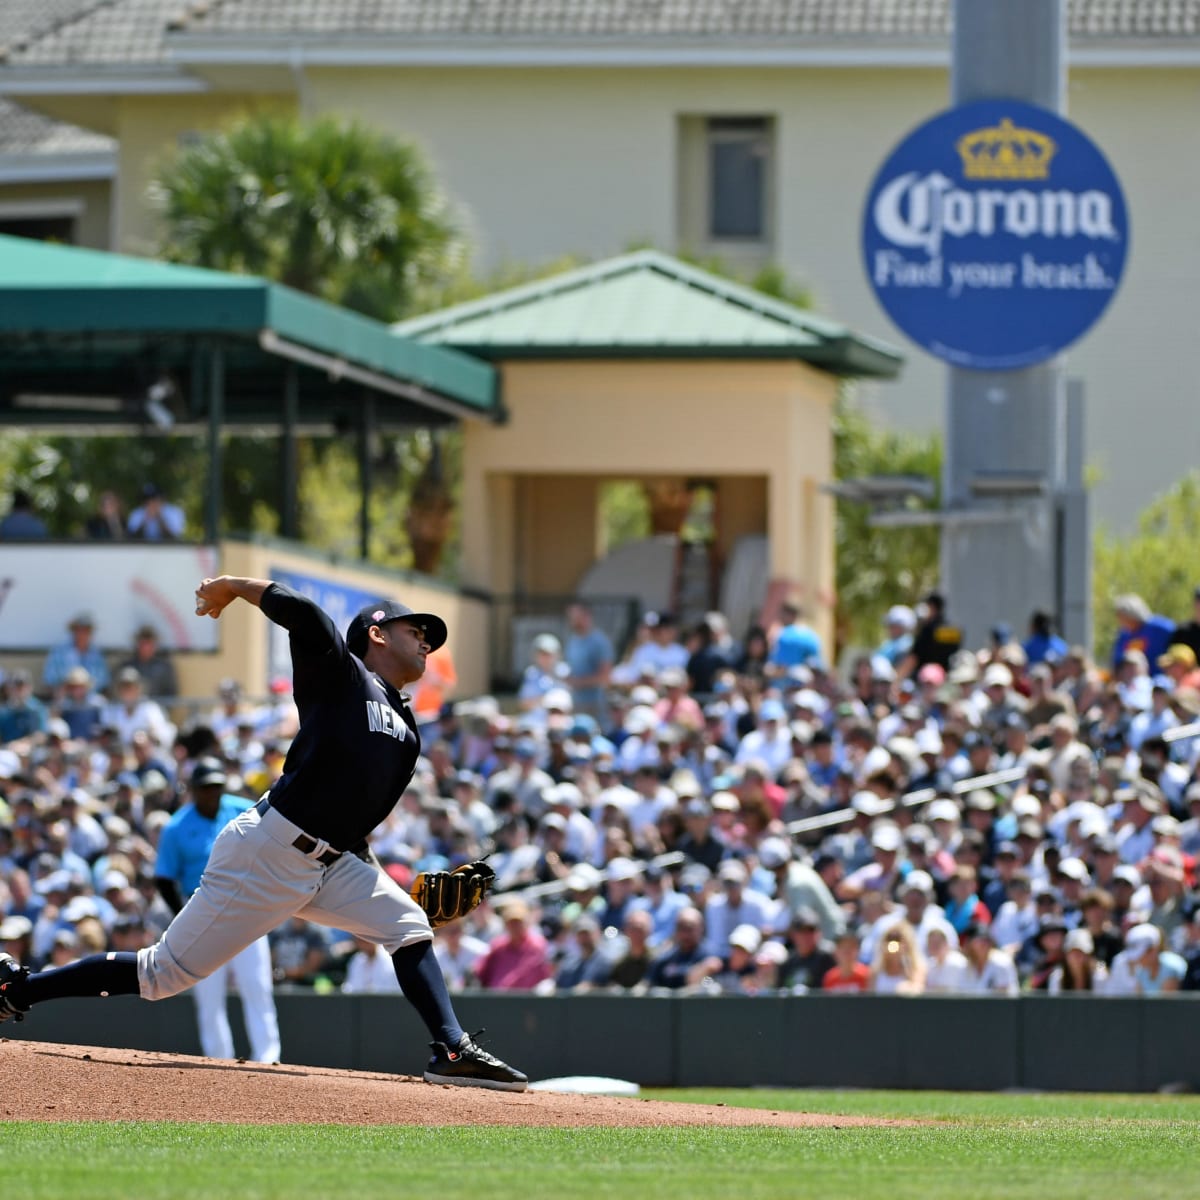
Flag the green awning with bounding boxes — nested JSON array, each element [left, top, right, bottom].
[[395, 250, 904, 379], [0, 234, 499, 421]]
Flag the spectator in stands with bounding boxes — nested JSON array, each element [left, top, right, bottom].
[[777, 907, 836, 992], [821, 929, 871, 993], [553, 913, 612, 992], [126, 482, 185, 541], [102, 667, 175, 751], [733, 699, 792, 777], [488, 740, 554, 816], [1108, 922, 1186, 995], [868, 920, 926, 995], [698, 923, 771, 994], [1180, 785, 1200, 859], [1022, 610, 1069, 667], [1129, 685, 1180, 751], [341, 933, 403, 994], [432, 918, 489, 992], [958, 922, 1019, 994], [733, 624, 771, 682], [1115, 782, 1165, 865], [701, 858, 776, 957], [924, 925, 969, 992], [756, 836, 844, 938], [268, 916, 332, 987], [205, 678, 249, 741], [43, 611, 110, 696], [0, 671, 48, 743], [685, 614, 735, 695], [627, 862, 689, 948], [841, 822, 905, 902], [117, 625, 178, 701], [675, 797, 725, 873], [768, 601, 823, 673], [877, 605, 917, 668], [900, 591, 962, 678], [1180, 911, 1200, 991], [83, 490, 126, 540], [1166, 585, 1200, 663], [0, 488, 47, 540], [54, 667, 106, 741], [1046, 928, 1108, 994], [620, 612, 690, 683], [517, 634, 569, 713], [475, 898, 553, 991], [645, 905, 708, 990], [654, 666, 704, 732], [1142, 849, 1189, 945], [1028, 916, 1070, 990], [608, 908, 655, 990], [563, 601, 614, 721], [1110, 593, 1175, 673], [1044, 714, 1094, 794]]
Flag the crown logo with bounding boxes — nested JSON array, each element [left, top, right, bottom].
[[956, 117, 1057, 181]]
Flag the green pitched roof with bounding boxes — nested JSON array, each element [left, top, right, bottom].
[[0, 234, 498, 418], [394, 251, 903, 379]]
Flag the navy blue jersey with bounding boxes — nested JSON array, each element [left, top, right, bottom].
[[261, 583, 421, 850]]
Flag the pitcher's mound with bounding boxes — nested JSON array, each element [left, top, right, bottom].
[[0, 1041, 925, 1128]]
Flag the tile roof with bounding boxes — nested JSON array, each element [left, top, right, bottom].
[[2, 1, 1200, 69], [0, 0, 108, 51], [0, 96, 113, 155], [173, 1, 1200, 41], [1, 0, 188, 66]]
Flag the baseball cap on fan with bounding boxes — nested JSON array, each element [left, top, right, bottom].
[[346, 600, 448, 658]]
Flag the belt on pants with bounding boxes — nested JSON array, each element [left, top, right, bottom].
[[254, 796, 342, 867]]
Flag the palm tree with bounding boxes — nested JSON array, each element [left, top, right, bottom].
[[147, 113, 469, 571], [149, 113, 464, 321]]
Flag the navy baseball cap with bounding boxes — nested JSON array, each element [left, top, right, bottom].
[[346, 600, 448, 658]]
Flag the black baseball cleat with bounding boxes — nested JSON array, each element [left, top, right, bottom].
[[0, 953, 30, 1023], [423, 1031, 528, 1092]]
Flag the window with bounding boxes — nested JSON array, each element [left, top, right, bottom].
[[0, 214, 75, 243], [707, 118, 771, 241], [676, 114, 775, 256]]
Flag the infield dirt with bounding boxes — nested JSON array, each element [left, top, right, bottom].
[[2, 1040, 929, 1128]]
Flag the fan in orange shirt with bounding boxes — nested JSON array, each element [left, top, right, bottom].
[[408, 644, 458, 721]]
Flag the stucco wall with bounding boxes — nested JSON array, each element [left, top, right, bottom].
[[461, 358, 837, 647]]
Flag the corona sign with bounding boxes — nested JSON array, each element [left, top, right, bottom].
[[862, 100, 1129, 370]]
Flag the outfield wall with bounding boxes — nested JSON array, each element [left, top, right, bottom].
[[10, 993, 1200, 1093]]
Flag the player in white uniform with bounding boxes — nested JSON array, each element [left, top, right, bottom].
[[153, 757, 280, 1063]]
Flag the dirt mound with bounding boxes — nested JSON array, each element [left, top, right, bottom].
[[0, 1040, 921, 1128]]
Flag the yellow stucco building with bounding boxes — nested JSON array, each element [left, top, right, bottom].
[[398, 251, 903, 663]]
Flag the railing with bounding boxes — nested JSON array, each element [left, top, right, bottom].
[[500, 765, 1033, 904], [785, 765, 1031, 838]]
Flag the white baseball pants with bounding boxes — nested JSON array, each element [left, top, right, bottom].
[[138, 801, 431, 1004], [189, 935, 281, 1063]]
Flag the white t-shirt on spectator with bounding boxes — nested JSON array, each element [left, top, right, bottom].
[[342, 945, 403, 994], [925, 949, 971, 993], [958, 948, 1019, 995]]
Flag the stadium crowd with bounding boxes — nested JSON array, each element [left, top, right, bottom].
[[2, 589, 1200, 1001]]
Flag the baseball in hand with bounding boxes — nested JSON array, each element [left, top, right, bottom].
[[195, 578, 220, 617]]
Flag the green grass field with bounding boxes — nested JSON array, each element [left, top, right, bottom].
[[5, 1089, 1199, 1200]]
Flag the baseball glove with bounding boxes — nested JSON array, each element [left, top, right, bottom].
[[410, 859, 496, 928]]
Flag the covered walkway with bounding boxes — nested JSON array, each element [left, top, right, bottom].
[[0, 234, 500, 547]]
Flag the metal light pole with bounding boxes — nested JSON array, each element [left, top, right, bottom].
[[943, 0, 1090, 650]]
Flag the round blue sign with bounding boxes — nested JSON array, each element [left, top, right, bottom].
[[862, 99, 1129, 370]]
